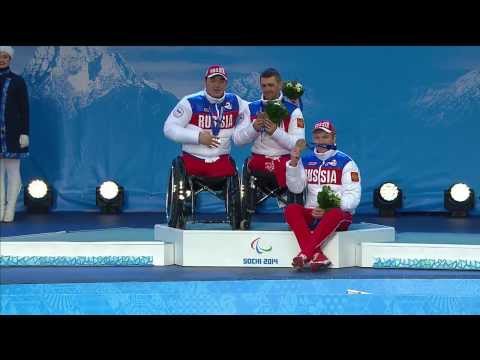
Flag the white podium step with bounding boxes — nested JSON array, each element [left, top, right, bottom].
[[155, 222, 395, 268], [0, 241, 174, 266], [0, 229, 174, 267], [361, 242, 480, 270]]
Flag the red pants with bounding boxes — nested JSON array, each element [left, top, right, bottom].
[[181, 152, 235, 177], [247, 153, 289, 188], [284, 204, 353, 259]]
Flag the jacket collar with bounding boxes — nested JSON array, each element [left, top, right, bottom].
[[261, 91, 283, 103], [203, 89, 225, 104], [314, 147, 337, 161]]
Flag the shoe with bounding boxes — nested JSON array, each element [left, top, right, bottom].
[[310, 251, 331, 272], [292, 253, 309, 270]]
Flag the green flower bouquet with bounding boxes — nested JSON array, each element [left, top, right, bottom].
[[283, 80, 304, 100], [264, 100, 289, 125], [317, 186, 341, 211]]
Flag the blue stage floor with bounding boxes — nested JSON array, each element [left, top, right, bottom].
[[2, 279, 479, 315], [2, 264, 480, 285]]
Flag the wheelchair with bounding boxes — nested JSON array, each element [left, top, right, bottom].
[[240, 157, 304, 230], [166, 156, 242, 230]]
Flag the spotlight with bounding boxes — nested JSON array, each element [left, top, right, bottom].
[[24, 179, 53, 213], [444, 182, 475, 217], [96, 180, 124, 213], [373, 182, 403, 217]]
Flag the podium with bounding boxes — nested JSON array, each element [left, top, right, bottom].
[[155, 222, 395, 268]]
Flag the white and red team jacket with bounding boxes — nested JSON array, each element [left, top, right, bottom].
[[163, 90, 249, 161], [286, 147, 362, 214], [233, 93, 305, 156]]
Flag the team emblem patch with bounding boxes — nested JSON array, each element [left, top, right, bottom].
[[265, 162, 275, 172], [351, 172, 360, 182], [173, 106, 184, 118]]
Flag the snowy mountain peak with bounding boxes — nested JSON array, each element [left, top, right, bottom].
[[411, 67, 480, 125], [414, 67, 480, 110], [23, 46, 159, 115]]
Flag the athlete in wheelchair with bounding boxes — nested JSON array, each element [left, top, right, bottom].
[[163, 65, 249, 229], [233, 68, 306, 229]]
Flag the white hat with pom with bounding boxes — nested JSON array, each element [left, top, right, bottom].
[[0, 46, 14, 58]]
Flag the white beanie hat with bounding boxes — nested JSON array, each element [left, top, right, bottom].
[[0, 46, 14, 58]]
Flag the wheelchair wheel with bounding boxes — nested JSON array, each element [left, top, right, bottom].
[[166, 157, 186, 229], [224, 158, 241, 230], [183, 177, 197, 217], [225, 173, 241, 230], [240, 158, 255, 230]]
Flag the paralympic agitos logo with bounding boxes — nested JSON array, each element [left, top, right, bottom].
[[250, 237, 272, 254]]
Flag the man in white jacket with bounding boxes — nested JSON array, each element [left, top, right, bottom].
[[164, 65, 248, 177], [233, 68, 305, 190], [285, 120, 361, 271]]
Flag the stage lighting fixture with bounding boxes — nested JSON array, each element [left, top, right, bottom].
[[373, 182, 403, 217], [96, 180, 124, 213], [24, 179, 53, 213], [444, 182, 475, 217]]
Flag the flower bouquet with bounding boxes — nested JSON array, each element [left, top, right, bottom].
[[264, 100, 289, 125], [317, 185, 341, 211], [283, 80, 304, 100]]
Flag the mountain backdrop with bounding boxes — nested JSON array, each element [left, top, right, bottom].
[[12, 46, 480, 214]]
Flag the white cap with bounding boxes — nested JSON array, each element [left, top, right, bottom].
[[0, 46, 14, 59]]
